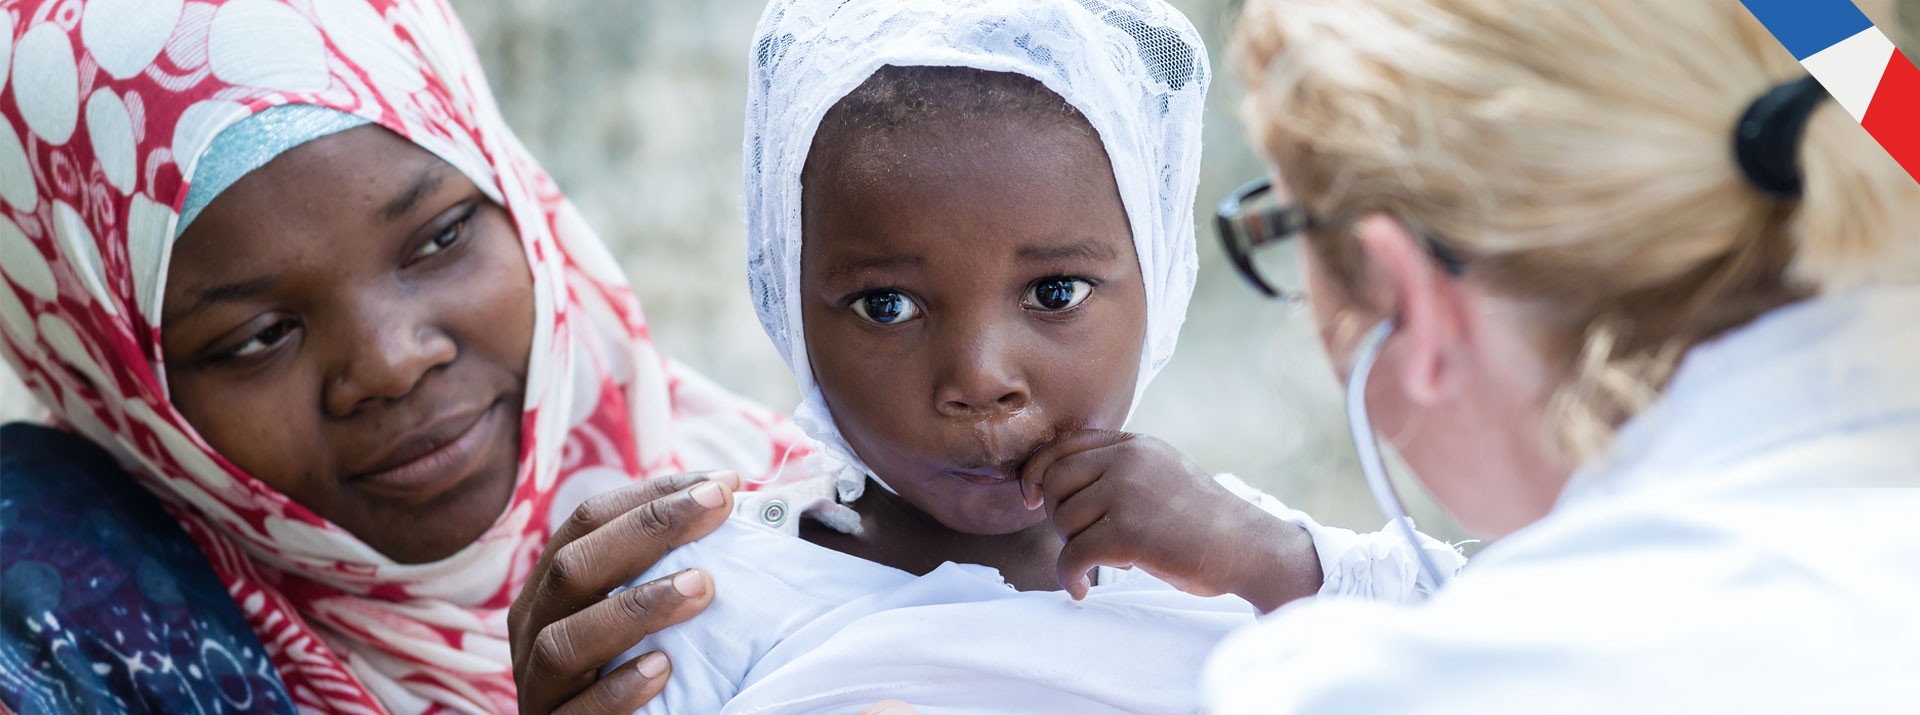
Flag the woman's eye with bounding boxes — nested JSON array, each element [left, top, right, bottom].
[[223, 320, 298, 360], [850, 291, 921, 325], [415, 218, 467, 260], [1024, 278, 1093, 311]]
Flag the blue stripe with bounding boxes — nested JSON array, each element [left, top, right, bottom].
[[1741, 0, 1876, 60]]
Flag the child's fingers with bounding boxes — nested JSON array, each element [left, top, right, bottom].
[[1020, 429, 1131, 510], [1056, 526, 1135, 600], [1047, 480, 1113, 542], [1036, 440, 1137, 521]]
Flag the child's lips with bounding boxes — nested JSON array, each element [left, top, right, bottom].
[[940, 419, 1059, 487], [943, 453, 1033, 486], [945, 469, 1019, 487]]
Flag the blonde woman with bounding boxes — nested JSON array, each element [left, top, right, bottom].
[[1206, 0, 1920, 712]]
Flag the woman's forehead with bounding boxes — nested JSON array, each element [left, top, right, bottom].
[[165, 126, 468, 291]]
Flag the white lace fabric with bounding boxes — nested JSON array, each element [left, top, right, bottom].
[[742, 0, 1209, 501]]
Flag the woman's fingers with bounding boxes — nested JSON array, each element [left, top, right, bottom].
[[552, 471, 737, 550], [514, 471, 731, 627], [525, 569, 713, 689], [531, 477, 735, 614], [509, 470, 737, 714], [550, 651, 671, 715]]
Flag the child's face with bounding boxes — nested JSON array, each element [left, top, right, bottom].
[[161, 125, 535, 564], [801, 115, 1146, 536]]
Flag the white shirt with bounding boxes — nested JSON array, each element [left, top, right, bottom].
[[1204, 286, 1920, 715], [612, 476, 1463, 714]]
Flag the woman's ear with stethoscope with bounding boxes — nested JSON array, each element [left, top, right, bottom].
[[1326, 212, 1571, 544], [1329, 213, 1484, 587], [1317, 212, 1474, 407]]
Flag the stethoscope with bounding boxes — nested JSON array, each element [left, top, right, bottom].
[[1346, 319, 1454, 589]]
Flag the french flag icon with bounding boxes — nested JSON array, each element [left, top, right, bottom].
[[1743, 0, 1918, 183]]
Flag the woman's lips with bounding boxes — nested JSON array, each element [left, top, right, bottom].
[[352, 404, 505, 502]]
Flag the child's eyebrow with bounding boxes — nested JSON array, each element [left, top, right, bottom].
[[825, 254, 923, 281], [1015, 239, 1121, 263]]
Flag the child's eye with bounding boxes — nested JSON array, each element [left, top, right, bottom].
[[217, 319, 299, 362], [850, 291, 922, 325], [1024, 278, 1093, 311], [414, 217, 467, 260]]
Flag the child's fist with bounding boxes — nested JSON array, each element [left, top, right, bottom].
[[1018, 429, 1322, 611]]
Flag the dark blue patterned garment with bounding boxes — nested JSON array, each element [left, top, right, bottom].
[[1, 423, 295, 714]]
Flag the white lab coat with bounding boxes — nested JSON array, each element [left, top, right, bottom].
[[1203, 286, 1920, 714]]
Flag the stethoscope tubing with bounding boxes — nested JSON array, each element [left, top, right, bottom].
[[1346, 319, 1453, 590]]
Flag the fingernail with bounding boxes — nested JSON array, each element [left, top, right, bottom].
[[672, 569, 708, 598], [636, 652, 668, 679], [691, 482, 727, 509], [707, 470, 741, 491]]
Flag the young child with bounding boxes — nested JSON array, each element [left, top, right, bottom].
[[609, 0, 1464, 711]]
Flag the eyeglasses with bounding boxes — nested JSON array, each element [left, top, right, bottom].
[[1214, 177, 1468, 300]]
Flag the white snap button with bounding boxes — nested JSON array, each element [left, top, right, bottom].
[[760, 499, 788, 526]]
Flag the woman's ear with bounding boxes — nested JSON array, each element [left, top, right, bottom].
[[1351, 214, 1469, 405]]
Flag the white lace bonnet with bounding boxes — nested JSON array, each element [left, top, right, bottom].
[[743, 0, 1209, 502]]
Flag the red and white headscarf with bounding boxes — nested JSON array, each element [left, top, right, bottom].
[[0, 1, 807, 712]]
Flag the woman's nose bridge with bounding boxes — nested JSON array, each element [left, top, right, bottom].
[[328, 296, 457, 411]]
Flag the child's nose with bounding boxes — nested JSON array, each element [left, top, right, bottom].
[[933, 325, 1032, 418], [324, 314, 458, 418]]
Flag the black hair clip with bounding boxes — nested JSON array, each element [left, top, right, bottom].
[[1733, 75, 1831, 199]]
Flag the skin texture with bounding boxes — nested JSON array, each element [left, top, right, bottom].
[[798, 111, 1322, 607], [162, 124, 534, 564]]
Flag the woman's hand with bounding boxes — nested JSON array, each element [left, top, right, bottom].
[[1019, 430, 1324, 612], [509, 470, 739, 715]]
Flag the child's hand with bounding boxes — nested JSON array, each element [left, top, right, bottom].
[[1018, 430, 1324, 612]]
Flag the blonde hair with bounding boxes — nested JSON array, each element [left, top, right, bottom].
[[1233, 0, 1920, 459]]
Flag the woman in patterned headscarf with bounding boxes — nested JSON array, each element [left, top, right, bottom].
[[0, 1, 805, 712]]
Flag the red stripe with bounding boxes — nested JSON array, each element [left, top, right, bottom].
[[1861, 50, 1920, 184]]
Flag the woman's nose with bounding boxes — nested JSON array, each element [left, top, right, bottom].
[[324, 314, 458, 418], [933, 321, 1031, 418]]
